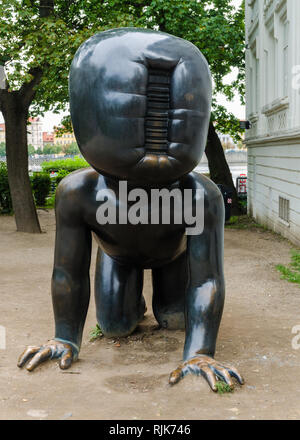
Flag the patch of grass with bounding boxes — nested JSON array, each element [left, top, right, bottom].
[[225, 215, 263, 230], [45, 193, 56, 209], [41, 156, 89, 173], [215, 381, 234, 394], [276, 250, 300, 285], [89, 324, 103, 341], [227, 215, 239, 225]]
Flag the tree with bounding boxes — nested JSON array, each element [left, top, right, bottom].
[[42, 144, 62, 154], [0, 0, 135, 232], [122, 0, 245, 212], [0, 1, 55, 232], [63, 142, 80, 155], [0, 0, 245, 233], [61, 0, 246, 212]]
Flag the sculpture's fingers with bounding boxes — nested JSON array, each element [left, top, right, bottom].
[[194, 364, 217, 392], [169, 366, 183, 385], [26, 347, 52, 372], [59, 349, 73, 370], [222, 363, 244, 385], [210, 364, 234, 389], [17, 346, 40, 368]]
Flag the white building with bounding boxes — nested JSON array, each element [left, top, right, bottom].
[[245, 0, 300, 245], [27, 117, 43, 150]]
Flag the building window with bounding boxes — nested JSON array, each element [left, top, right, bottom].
[[268, 28, 276, 102], [282, 19, 289, 97], [250, 41, 259, 114], [279, 196, 289, 223]]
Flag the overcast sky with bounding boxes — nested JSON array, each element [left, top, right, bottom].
[[1, 0, 245, 132]]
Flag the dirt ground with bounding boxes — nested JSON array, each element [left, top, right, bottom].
[[0, 209, 300, 420]]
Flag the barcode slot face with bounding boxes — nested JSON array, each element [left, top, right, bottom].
[[145, 68, 171, 154]]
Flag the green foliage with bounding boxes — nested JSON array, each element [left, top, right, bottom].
[[28, 144, 36, 156], [41, 156, 89, 173], [63, 142, 80, 155], [215, 381, 234, 394], [31, 172, 51, 206], [0, 162, 12, 213], [0, 143, 6, 157], [89, 324, 103, 341], [225, 215, 263, 229], [0, 0, 136, 116], [238, 197, 247, 214], [42, 144, 63, 155], [276, 250, 300, 286], [114, 0, 246, 141], [45, 192, 56, 208], [211, 103, 244, 144], [35, 157, 89, 208], [0, 0, 245, 138], [55, 168, 70, 185], [227, 215, 239, 225], [31, 143, 79, 155]]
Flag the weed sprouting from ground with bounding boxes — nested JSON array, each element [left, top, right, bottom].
[[89, 324, 103, 341], [215, 381, 234, 394], [276, 250, 300, 285]]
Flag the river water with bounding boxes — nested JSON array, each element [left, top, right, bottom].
[[195, 163, 247, 188]]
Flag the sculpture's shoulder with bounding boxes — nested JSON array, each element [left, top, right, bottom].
[[183, 171, 223, 202], [55, 167, 99, 221], [182, 172, 224, 227], [56, 167, 99, 199]]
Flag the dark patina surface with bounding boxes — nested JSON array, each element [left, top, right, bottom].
[[18, 28, 244, 391]]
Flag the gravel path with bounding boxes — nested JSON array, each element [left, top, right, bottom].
[[0, 210, 299, 420]]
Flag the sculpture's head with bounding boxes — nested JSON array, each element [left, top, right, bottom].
[[69, 28, 212, 185]]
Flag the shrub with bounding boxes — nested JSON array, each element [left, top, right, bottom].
[[45, 193, 56, 209], [56, 169, 70, 185], [41, 156, 89, 173], [41, 157, 89, 202], [0, 162, 12, 214], [31, 172, 51, 206]]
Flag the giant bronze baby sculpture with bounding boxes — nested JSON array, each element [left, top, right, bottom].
[[18, 28, 244, 391]]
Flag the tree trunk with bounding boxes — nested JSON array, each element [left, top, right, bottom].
[[0, 1, 53, 232], [2, 94, 41, 233], [205, 122, 240, 214], [39, 0, 54, 17]]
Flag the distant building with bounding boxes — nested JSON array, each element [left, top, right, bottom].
[[245, 0, 300, 245], [217, 132, 236, 149], [0, 123, 5, 144], [53, 127, 76, 147], [43, 132, 54, 146], [27, 117, 43, 150]]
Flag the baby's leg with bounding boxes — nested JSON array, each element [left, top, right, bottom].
[[152, 252, 187, 330], [94, 249, 145, 337]]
